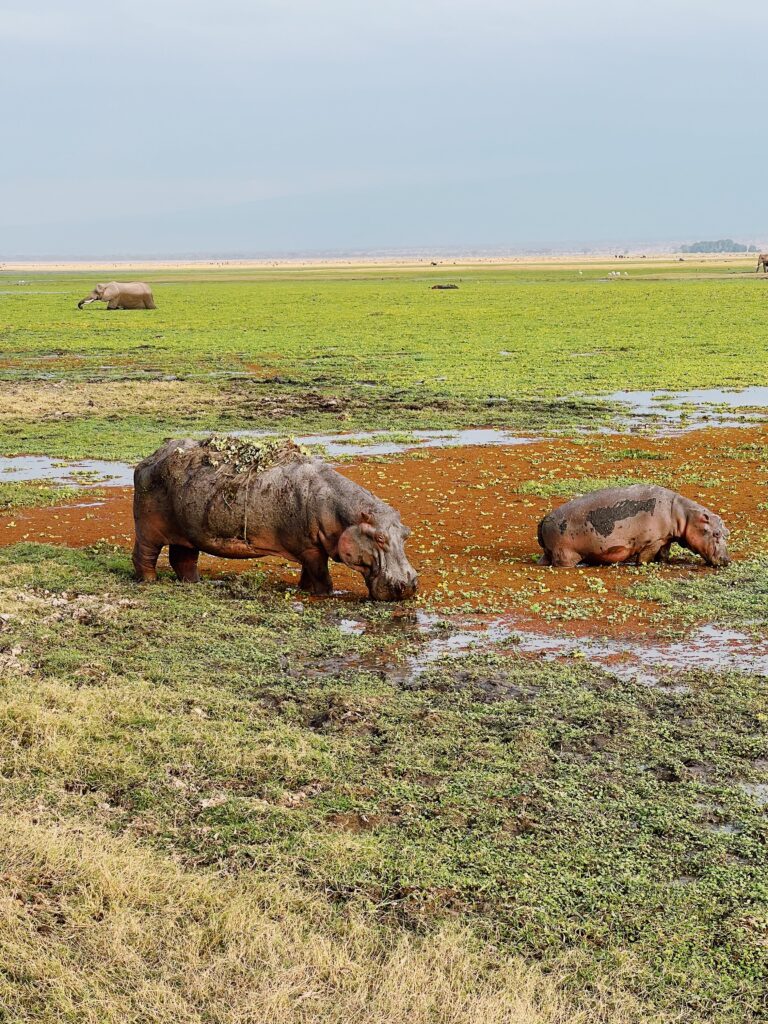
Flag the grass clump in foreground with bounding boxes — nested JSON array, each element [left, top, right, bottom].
[[2, 815, 615, 1024], [1, 544, 768, 1022]]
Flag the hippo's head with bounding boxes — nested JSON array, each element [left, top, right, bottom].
[[684, 509, 731, 567], [338, 511, 418, 601]]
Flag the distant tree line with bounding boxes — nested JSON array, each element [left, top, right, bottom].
[[680, 239, 759, 253]]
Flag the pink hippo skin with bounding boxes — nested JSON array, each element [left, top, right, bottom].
[[132, 439, 418, 601], [537, 485, 730, 568]]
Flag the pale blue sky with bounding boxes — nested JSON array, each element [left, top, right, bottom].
[[1, 0, 766, 256]]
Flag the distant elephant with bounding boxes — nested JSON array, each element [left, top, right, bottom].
[[77, 282, 156, 310], [756, 254, 768, 273]]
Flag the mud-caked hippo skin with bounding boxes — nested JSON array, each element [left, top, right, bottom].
[[132, 440, 418, 601], [537, 484, 730, 568]]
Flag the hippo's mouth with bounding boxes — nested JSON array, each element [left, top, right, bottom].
[[367, 572, 418, 602]]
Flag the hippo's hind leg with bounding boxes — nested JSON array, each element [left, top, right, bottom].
[[133, 535, 163, 583], [298, 548, 333, 595], [546, 547, 583, 568], [169, 544, 201, 583]]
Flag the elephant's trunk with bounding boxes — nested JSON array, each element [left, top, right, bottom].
[[77, 297, 95, 309]]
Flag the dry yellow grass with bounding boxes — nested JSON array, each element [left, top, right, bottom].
[[0, 380, 222, 423], [0, 812, 650, 1024]]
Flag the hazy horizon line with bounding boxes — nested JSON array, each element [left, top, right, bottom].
[[2, 239, 765, 264]]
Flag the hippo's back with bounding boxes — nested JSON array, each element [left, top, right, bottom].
[[565, 485, 674, 528], [540, 484, 677, 550], [134, 438, 196, 492]]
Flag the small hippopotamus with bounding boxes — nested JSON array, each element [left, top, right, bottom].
[[537, 485, 730, 568], [132, 439, 418, 601]]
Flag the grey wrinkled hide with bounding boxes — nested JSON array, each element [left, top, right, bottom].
[[133, 439, 418, 600], [78, 281, 156, 309], [537, 484, 730, 567]]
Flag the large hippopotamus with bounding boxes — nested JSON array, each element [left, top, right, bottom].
[[537, 485, 730, 567], [132, 439, 418, 601]]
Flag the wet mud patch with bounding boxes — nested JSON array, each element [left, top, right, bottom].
[[308, 608, 768, 694], [408, 616, 768, 690], [223, 379, 613, 433]]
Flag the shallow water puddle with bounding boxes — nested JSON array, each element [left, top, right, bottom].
[[739, 783, 768, 806], [606, 387, 768, 430], [0, 429, 538, 484], [0, 455, 133, 486], [406, 618, 768, 686], [329, 612, 768, 688], [243, 428, 540, 457]]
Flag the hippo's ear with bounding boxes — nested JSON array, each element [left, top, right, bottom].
[[358, 509, 378, 537]]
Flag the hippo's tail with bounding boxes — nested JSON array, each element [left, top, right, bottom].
[[536, 516, 546, 551]]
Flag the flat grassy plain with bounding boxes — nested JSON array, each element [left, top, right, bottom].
[[1, 260, 768, 1022], [1, 259, 767, 458]]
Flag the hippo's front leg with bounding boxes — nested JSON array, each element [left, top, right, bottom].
[[635, 539, 667, 565], [298, 548, 333, 595], [655, 541, 673, 563]]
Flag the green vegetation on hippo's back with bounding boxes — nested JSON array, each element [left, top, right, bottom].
[[1, 260, 768, 460], [1, 543, 768, 1022], [201, 433, 310, 473]]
